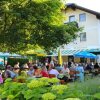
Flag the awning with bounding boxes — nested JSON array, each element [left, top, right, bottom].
[[86, 48, 100, 52], [61, 49, 82, 56], [47, 48, 100, 56], [47, 49, 83, 56]]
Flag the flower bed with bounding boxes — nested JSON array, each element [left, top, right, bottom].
[[0, 77, 100, 100]]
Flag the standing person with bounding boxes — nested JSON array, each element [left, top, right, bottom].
[[75, 63, 84, 82]]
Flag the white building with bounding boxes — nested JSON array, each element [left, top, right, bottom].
[[62, 3, 100, 63]]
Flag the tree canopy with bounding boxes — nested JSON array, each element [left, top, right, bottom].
[[0, 0, 80, 54]]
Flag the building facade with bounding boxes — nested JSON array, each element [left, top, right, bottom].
[[62, 3, 100, 63]]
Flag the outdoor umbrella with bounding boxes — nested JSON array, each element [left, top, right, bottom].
[[58, 49, 63, 65], [74, 51, 97, 58], [0, 52, 21, 66]]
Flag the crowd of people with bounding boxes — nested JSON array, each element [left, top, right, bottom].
[[0, 60, 100, 84]]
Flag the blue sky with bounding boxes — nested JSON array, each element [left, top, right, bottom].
[[65, 0, 100, 13]]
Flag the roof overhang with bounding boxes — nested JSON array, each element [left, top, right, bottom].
[[65, 3, 100, 19]]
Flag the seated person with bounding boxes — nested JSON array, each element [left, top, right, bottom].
[[85, 63, 92, 73], [34, 66, 42, 78], [92, 63, 99, 76], [27, 65, 34, 77], [48, 64, 59, 78], [57, 70, 68, 82], [23, 63, 29, 71], [5, 65, 16, 79], [13, 64, 20, 77], [61, 63, 70, 79], [41, 66, 49, 77]]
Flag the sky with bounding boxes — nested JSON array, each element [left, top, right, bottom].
[[64, 0, 100, 13]]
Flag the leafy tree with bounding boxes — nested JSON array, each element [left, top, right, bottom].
[[0, 0, 80, 54]]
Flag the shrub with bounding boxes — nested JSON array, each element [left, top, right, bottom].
[[0, 77, 99, 100]]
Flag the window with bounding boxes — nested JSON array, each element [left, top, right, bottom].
[[80, 32, 86, 41], [69, 15, 75, 22], [79, 13, 86, 22]]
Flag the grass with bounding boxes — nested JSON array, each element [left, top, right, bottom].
[[65, 77, 100, 100]]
